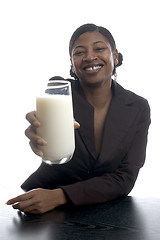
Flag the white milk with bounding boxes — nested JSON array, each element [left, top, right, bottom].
[[36, 94, 75, 164]]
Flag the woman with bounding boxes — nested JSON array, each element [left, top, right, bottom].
[[6, 23, 151, 214]]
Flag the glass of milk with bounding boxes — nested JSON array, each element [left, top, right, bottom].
[[36, 80, 75, 165]]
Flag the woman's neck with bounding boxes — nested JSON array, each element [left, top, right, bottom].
[[80, 79, 112, 109]]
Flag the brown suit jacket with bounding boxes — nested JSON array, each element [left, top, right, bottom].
[[21, 79, 151, 206]]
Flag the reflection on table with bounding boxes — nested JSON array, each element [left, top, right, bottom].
[[1, 187, 160, 240]]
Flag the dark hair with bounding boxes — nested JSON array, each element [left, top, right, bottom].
[[69, 23, 123, 79]]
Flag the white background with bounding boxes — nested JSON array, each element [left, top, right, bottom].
[[0, 0, 159, 198]]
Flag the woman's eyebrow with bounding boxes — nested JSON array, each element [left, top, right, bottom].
[[93, 41, 106, 45], [74, 45, 85, 50], [73, 41, 106, 51]]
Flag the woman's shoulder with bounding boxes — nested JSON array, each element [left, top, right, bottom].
[[113, 81, 150, 108]]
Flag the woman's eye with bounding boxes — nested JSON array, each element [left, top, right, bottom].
[[73, 51, 84, 56], [96, 47, 106, 51]]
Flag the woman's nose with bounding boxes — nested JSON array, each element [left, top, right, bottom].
[[83, 50, 97, 62]]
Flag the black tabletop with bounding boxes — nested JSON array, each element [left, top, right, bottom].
[[1, 187, 160, 240]]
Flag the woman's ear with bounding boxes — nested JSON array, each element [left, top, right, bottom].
[[70, 58, 75, 73], [114, 49, 119, 66]]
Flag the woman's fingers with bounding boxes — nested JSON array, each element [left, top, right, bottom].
[[6, 191, 39, 213], [25, 125, 45, 143], [29, 141, 43, 157], [6, 189, 55, 214], [25, 125, 36, 139], [26, 111, 80, 130], [25, 125, 47, 157], [26, 111, 40, 127], [74, 120, 80, 129], [6, 191, 34, 205], [6, 188, 68, 214], [25, 111, 79, 157]]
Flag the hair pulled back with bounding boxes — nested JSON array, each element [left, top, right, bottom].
[[69, 23, 123, 79]]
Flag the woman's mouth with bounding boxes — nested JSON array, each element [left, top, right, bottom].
[[83, 65, 103, 72]]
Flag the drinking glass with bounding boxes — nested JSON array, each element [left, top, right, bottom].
[[36, 80, 75, 165]]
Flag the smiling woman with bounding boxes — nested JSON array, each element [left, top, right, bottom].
[[71, 31, 118, 89], [6, 23, 151, 214], [69, 24, 123, 82]]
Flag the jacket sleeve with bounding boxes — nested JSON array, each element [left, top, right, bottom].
[[61, 100, 151, 206]]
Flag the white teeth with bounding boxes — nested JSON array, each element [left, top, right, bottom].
[[86, 67, 93, 71], [85, 65, 102, 71], [93, 65, 101, 70]]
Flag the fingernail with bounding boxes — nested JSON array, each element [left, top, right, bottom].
[[37, 139, 47, 145], [33, 120, 40, 127], [75, 121, 80, 127]]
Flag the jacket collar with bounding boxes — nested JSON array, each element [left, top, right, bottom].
[[72, 80, 137, 161]]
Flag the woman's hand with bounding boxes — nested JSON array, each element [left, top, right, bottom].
[[6, 188, 67, 214], [25, 111, 80, 157], [25, 111, 45, 157]]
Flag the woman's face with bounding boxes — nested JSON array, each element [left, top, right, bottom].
[[71, 31, 118, 88]]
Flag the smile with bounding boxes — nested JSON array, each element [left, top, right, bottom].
[[83, 65, 103, 72]]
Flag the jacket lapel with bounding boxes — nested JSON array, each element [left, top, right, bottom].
[[72, 80, 138, 162], [99, 82, 138, 162], [72, 81, 96, 159]]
